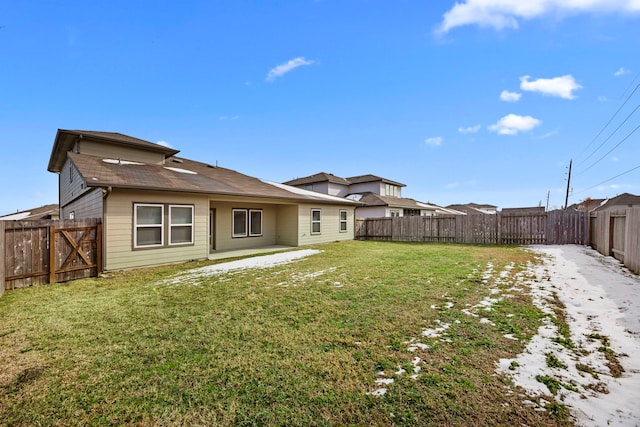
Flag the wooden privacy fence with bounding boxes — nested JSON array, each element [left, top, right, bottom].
[[590, 206, 640, 274], [0, 218, 102, 295], [355, 211, 587, 246]]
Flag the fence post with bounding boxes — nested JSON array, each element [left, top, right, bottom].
[[0, 221, 5, 297], [49, 225, 56, 284], [96, 221, 103, 274]]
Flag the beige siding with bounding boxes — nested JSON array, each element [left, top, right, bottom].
[[61, 188, 104, 220], [104, 190, 209, 270], [60, 159, 92, 206], [79, 140, 165, 165], [209, 201, 278, 251], [297, 204, 355, 246], [276, 205, 299, 246]]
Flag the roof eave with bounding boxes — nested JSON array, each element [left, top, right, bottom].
[[85, 181, 360, 206]]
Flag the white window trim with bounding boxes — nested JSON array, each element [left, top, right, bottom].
[[339, 209, 348, 232], [232, 208, 248, 238], [249, 209, 263, 237], [311, 209, 321, 234], [134, 203, 164, 248], [169, 204, 194, 246]]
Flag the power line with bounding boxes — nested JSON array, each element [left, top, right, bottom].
[[575, 163, 640, 195], [578, 102, 640, 168], [578, 122, 640, 175], [575, 80, 640, 162]]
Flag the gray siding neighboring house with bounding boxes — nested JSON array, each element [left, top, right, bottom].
[[284, 172, 459, 218], [446, 203, 498, 215], [47, 130, 359, 271]]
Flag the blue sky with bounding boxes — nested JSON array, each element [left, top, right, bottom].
[[1, 0, 639, 216]]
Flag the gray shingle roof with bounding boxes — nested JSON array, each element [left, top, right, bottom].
[[283, 172, 351, 186], [353, 192, 430, 209], [70, 153, 357, 205], [345, 174, 405, 187]]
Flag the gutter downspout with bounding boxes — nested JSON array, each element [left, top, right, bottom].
[[101, 186, 112, 272]]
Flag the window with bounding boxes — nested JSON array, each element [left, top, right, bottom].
[[249, 209, 263, 236], [311, 209, 321, 234], [233, 208, 263, 238], [389, 209, 401, 217], [404, 209, 420, 216], [69, 211, 75, 220], [305, 184, 313, 191], [339, 210, 348, 232], [169, 205, 194, 245], [134, 204, 164, 248], [233, 209, 247, 237], [385, 184, 400, 197]]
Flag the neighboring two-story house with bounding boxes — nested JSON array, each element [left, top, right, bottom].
[[47, 130, 358, 271], [284, 172, 461, 218]]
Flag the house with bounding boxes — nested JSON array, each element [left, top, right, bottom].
[[0, 204, 59, 221], [567, 197, 607, 212], [47, 130, 358, 271], [445, 203, 498, 215], [284, 172, 460, 218], [501, 206, 545, 215], [592, 193, 640, 212]]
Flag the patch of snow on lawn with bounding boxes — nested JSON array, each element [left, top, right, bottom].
[[498, 245, 640, 427], [156, 249, 322, 286], [421, 319, 451, 338]]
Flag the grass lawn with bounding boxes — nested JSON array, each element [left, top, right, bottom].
[[0, 241, 571, 426]]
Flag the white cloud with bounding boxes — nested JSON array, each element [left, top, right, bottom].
[[539, 130, 559, 139], [598, 95, 608, 102], [520, 75, 582, 99], [436, 0, 640, 34], [266, 57, 315, 82], [458, 125, 481, 134], [500, 90, 522, 102], [614, 67, 631, 77], [489, 113, 541, 135], [156, 140, 173, 148], [425, 136, 443, 147]]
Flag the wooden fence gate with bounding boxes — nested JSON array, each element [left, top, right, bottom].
[[1, 218, 102, 294]]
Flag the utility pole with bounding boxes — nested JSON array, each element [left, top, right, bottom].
[[546, 190, 550, 212], [564, 159, 572, 209]]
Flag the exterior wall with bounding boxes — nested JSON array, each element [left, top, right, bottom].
[[104, 189, 209, 270], [61, 188, 104, 220], [60, 159, 92, 206], [356, 206, 389, 218], [297, 204, 355, 246], [102, 189, 356, 270], [209, 200, 278, 251], [79, 140, 165, 165], [327, 183, 350, 197], [276, 205, 299, 246], [349, 182, 384, 195]]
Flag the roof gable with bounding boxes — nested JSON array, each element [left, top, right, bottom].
[[345, 174, 405, 187], [48, 129, 180, 172], [594, 193, 640, 211], [283, 172, 351, 186]]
